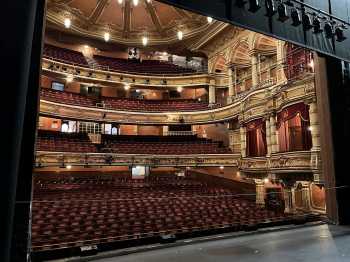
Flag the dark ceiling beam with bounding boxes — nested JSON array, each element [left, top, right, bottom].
[[88, 0, 109, 24], [144, 0, 165, 36], [123, 0, 131, 38]]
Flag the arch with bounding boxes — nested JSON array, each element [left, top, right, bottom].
[[228, 39, 250, 66], [251, 33, 278, 54], [210, 55, 227, 74]]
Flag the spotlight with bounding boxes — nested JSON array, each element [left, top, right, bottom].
[[335, 26, 347, 42], [302, 13, 313, 31], [64, 18, 71, 29], [265, 0, 276, 17], [104, 32, 110, 42], [313, 16, 323, 34], [142, 36, 148, 46], [207, 16, 213, 23], [324, 22, 334, 39], [248, 0, 261, 13], [291, 8, 301, 26], [277, 2, 289, 22], [177, 30, 183, 40], [235, 0, 247, 7]]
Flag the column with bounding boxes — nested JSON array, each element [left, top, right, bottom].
[[208, 84, 216, 104], [269, 113, 278, 153], [301, 182, 311, 211], [265, 117, 271, 156], [240, 124, 247, 158], [276, 40, 287, 84], [284, 188, 293, 213], [308, 100, 321, 151], [251, 51, 259, 88], [163, 126, 169, 136], [255, 179, 265, 206], [227, 66, 235, 104]]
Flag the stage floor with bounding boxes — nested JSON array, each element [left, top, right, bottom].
[[92, 224, 350, 262]]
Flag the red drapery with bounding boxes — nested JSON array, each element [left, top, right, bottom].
[[277, 103, 312, 152], [246, 119, 267, 157]]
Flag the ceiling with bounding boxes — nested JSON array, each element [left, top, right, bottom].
[[46, 0, 218, 47]]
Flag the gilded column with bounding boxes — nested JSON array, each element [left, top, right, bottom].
[[240, 124, 247, 158], [227, 66, 235, 103], [208, 80, 216, 104], [255, 179, 265, 206], [269, 113, 278, 153], [250, 51, 259, 88], [265, 117, 271, 156], [276, 40, 287, 84]]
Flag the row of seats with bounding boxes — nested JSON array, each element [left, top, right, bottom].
[[43, 44, 198, 75], [93, 55, 196, 75], [31, 175, 285, 252], [40, 88, 217, 112], [36, 131, 232, 155], [43, 44, 89, 67]]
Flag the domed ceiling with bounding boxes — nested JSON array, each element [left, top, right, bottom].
[[46, 0, 220, 46]]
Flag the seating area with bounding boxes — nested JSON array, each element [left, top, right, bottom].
[[40, 88, 98, 107], [40, 88, 220, 112], [31, 175, 286, 252], [36, 132, 232, 155], [43, 44, 89, 67], [102, 97, 217, 112], [101, 135, 232, 155], [93, 55, 196, 75], [36, 130, 98, 153]]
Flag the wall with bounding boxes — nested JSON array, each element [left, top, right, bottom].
[[310, 183, 326, 211], [40, 75, 80, 93], [181, 87, 207, 100], [194, 123, 230, 146], [119, 125, 137, 135], [137, 125, 162, 136], [38, 117, 61, 131]]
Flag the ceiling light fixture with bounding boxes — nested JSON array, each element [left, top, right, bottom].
[[142, 36, 148, 46], [104, 32, 110, 42], [177, 30, 183, 40], [64, 18, 71, 29], [207, 16, 213, 23]]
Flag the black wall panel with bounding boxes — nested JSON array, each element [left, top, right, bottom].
[[159, 0, 350, 62]]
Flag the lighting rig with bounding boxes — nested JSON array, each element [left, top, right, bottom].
[[234, 0, 348, 42]]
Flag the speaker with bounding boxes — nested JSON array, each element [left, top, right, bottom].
[[160, 234, 177, 243]]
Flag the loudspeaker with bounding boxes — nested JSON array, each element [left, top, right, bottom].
[[160, 234, 177, 243]]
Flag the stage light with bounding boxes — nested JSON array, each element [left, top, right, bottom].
[[291, 8, 301, 26], [313, 16, 323, 34], [235, 0, 247, 8], [265, 0, 276, 17], [207, 16, 213, 23], [248, 0, 261, 13], [335, 26, 347, 42], [324, 22, 333, 39], [302, 13, 313, 31], [142, 36, 148, 46], [277, 2, 289, 22], [177, 30, 183, 40], [64, 18, 71, 29], [133, 0, 139, 6], [104, 32, 110, 42]]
